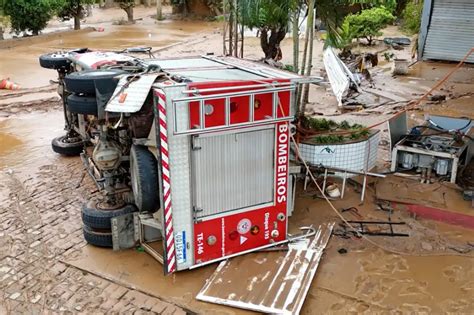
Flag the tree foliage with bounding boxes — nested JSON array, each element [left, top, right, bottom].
[[3, 0, 61, 35], [342, 6, 395, 45], [238, 0, 298, 59], [57, 0, 94, 30], [402, 0, 423, 35]]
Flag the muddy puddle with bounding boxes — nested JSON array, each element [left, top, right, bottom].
[[409, 61, 474, 84], [0, 111, 63, 170], [310, 248, 474, 313]]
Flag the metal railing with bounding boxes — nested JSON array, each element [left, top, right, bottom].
[[172, 84, 296, 135]]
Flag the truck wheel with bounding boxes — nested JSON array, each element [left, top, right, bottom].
[[51, 135, 83, 156], [39, 52, 71, 70], [130, 145, 160, 213], [64, 69, 126, 95], [81, 201, 137, 230], [83, 225, 113, 248], [67, 94, 98, 116]]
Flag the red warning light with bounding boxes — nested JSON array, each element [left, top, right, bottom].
[[250, 225, 260, 235]]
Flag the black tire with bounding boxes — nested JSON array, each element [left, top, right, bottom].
[[64, 69, 126, 95], [81, 201, 137, 230], [67, 94, 98, 116], [39, 52, 71, 70], [83, 225, 113, 248], [51, 135, 83, 156], [130, 145, 160, 213]]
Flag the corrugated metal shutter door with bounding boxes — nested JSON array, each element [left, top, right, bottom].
[[424, 0, 474, 62], [193, 128, 274, 219]]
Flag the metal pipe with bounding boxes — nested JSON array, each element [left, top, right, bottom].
[[199, 100, 205, 129], [189, 226, 316, 270], [175, 86, 295, 102], [249, 94, 255, 122], [225, 98, 230, 126], [141, 243, 164, 264], [341, 172, 347, 199], [322, 169, 328, 196], [173, 117, 292, 136], [182, 82, 293, 94], [272, 91, 278, 118], [361, 174, 367, 202], [312, 164, 386, 178]]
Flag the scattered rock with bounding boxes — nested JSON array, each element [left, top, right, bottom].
[[421, 241, 433, 251], [338, 248, 348, 254], [30, 294, 41, 304], [9, 292, 21, 300]]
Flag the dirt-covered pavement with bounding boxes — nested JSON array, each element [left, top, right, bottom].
[[1, 6, 474, 314]]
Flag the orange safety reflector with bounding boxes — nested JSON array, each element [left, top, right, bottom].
[[119, 93, 128, 103]]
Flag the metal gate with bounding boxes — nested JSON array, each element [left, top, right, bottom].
[[421, 0, 474, 62], [192, 127, 275, 219]]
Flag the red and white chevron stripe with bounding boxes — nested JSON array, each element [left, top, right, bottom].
[[155, 89, 176, 274]]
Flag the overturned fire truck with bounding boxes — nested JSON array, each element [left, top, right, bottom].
[[40, 51, 318, 273]]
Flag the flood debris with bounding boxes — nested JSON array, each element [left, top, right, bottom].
[[196, 223, 334, 315]]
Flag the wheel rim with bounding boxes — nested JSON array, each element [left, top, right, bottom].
[[130, 151, 141, 208]]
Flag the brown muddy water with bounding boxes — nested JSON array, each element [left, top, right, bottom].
[[0, 111, 63, 170], [312, 248, 474, 313], [0, 20, 217, 88]]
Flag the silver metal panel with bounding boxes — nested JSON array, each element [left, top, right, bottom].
[[148, 58, 222, 70], [106, 73, 158, 113], [157, 83, 194, 270], [423, 0, 474, 62], [111, 214, 136, 251], [209, 56, 303, 79], [388, 112, 408, 150], [196, 223, 334, 315], [170, 69, 265, 82], [193, 127, 275, 218]]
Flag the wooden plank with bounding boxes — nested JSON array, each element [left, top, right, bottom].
[[196, 223, 334, 314]]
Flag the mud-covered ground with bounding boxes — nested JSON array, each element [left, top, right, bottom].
[[1, 6, 474, 314]]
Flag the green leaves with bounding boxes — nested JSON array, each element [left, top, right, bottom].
[[4, 0, 61, 35], [342, 6, 395, 45], [402, 0, 423, 35], [238, 0, 297, 30]]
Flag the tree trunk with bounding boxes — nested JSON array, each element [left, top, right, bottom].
[[302, 5, 315, 105], [156, 0, 163, 20], [74, 15, 81, 30], [104, 0, 115, 8], [260, 27, 286, 60], [298, 0, 315, 115], [125, 7, 134, 23], [292, 9, 299, 73], [0, 27, 4, 40]]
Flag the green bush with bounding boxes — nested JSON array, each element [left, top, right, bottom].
[[402, 0, 423, 35], [4, 0, 61, 35], [343, 6, 395, 45], [300, 117, 371, 144]]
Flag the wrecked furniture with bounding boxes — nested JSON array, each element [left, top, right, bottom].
[[390, 114, 473, 183]]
